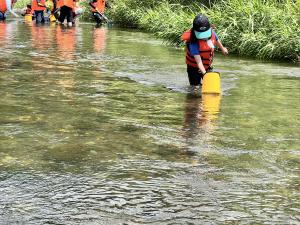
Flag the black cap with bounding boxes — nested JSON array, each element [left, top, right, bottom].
[[193, 15, 210, 32]]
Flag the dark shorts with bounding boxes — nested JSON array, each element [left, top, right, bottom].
[[93, 12, 104, 24], [58, 6, 73, 23], [187, 65, 213, 86], [34, 10, 45, 24], [0, 11, 6, 21], [187, 65, 204, 86]]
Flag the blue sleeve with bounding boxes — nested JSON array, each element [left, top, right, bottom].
[[188, 42, 200, 56], [213, 31, 219, 42]]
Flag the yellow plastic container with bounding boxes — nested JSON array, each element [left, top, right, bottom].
[[49, 14, 56, 22], [24, 14, 32, 22], [201, 72, 221, 94]]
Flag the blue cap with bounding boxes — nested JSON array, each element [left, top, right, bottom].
[[193, 15, 212, 39]]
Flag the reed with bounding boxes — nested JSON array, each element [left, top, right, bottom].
[[12, 0, 300, 61], [14, 0, 30, 9], [209, 0, 300, 61], [109, 0, 300, 62]]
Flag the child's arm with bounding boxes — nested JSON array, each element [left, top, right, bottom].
[[189, 42, 207, 74], [216, 40, 228, 55], [36, 0, 45, 7], [194, 55, 206, 74]]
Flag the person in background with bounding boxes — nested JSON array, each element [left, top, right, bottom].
[[0, 13, 4, 21], [52, 0, 61, 19], [31, 0, 46, 23], [56, 0, 75, 27], [71, 0, 83, 25], [23, 4, 33, 15], [181, 14, 228, 90], [0, 0, 17, 21], [89, 0, 106, 26], [21, 4, 34, 21], [0, 0, 6, 20], [44, 0, 56, 22]]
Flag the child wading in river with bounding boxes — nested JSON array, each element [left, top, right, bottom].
[[181, 14, 228, 90], [89, 0, 107, 26]]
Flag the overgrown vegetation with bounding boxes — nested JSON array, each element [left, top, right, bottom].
[[13, 0, 29, 9], [109, 0, 300, 62], [12, 0, 299, 61]]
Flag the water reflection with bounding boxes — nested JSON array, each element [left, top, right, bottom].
[[93, 27, 106, 53], [0, 22, 14, 47], [53, 26, 78, 97], [183, 94, 205, 139], [202, 94, 221, 120], [0, 22, 299, 225], [182, 93, 221, 149], [30, 24, 52, 50], [55, 26, 77, 60]]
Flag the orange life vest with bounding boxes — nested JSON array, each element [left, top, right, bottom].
[[0, 0, 13, 13], [0, 0, 7, 13], [91, 0, 105, 13], [31, 0, 46, 11], [57, 0, 74, 9], [182, 29, 217, 70], [181, 30, 191, 42]]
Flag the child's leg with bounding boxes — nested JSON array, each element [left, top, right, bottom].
[[93, 12, 103, 24], [65, 7, 73, 26], [0, 12, 5, 21], [35, 11, 39, 23], [187, 65, 203, 86], [41, 11, 45, 23], [58, 6, 67, 24]]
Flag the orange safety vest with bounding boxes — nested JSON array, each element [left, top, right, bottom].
[[0, 0, 7, 13], [0, 0, 13, 13], [182, 29, 217, 70], [91, 0, 105, 13], [57, 0, 74, 9], [31, 0, 46, 11]]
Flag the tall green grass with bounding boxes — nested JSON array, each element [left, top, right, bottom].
[[209, 0, 300, 61], [14, 0, 30, 9], [12, 0, 300, 61], [109, 0, 300, 62]]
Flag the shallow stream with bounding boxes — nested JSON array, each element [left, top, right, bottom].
[[0, 21, 299, 224]]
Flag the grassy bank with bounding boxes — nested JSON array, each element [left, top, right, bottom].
[[12, 0, 299, 62], [109, 0, 300, 62]]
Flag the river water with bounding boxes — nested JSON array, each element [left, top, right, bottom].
[[0, 21, 299, 224]]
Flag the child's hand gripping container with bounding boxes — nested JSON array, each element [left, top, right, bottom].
[[201, 72, 221, 94]]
